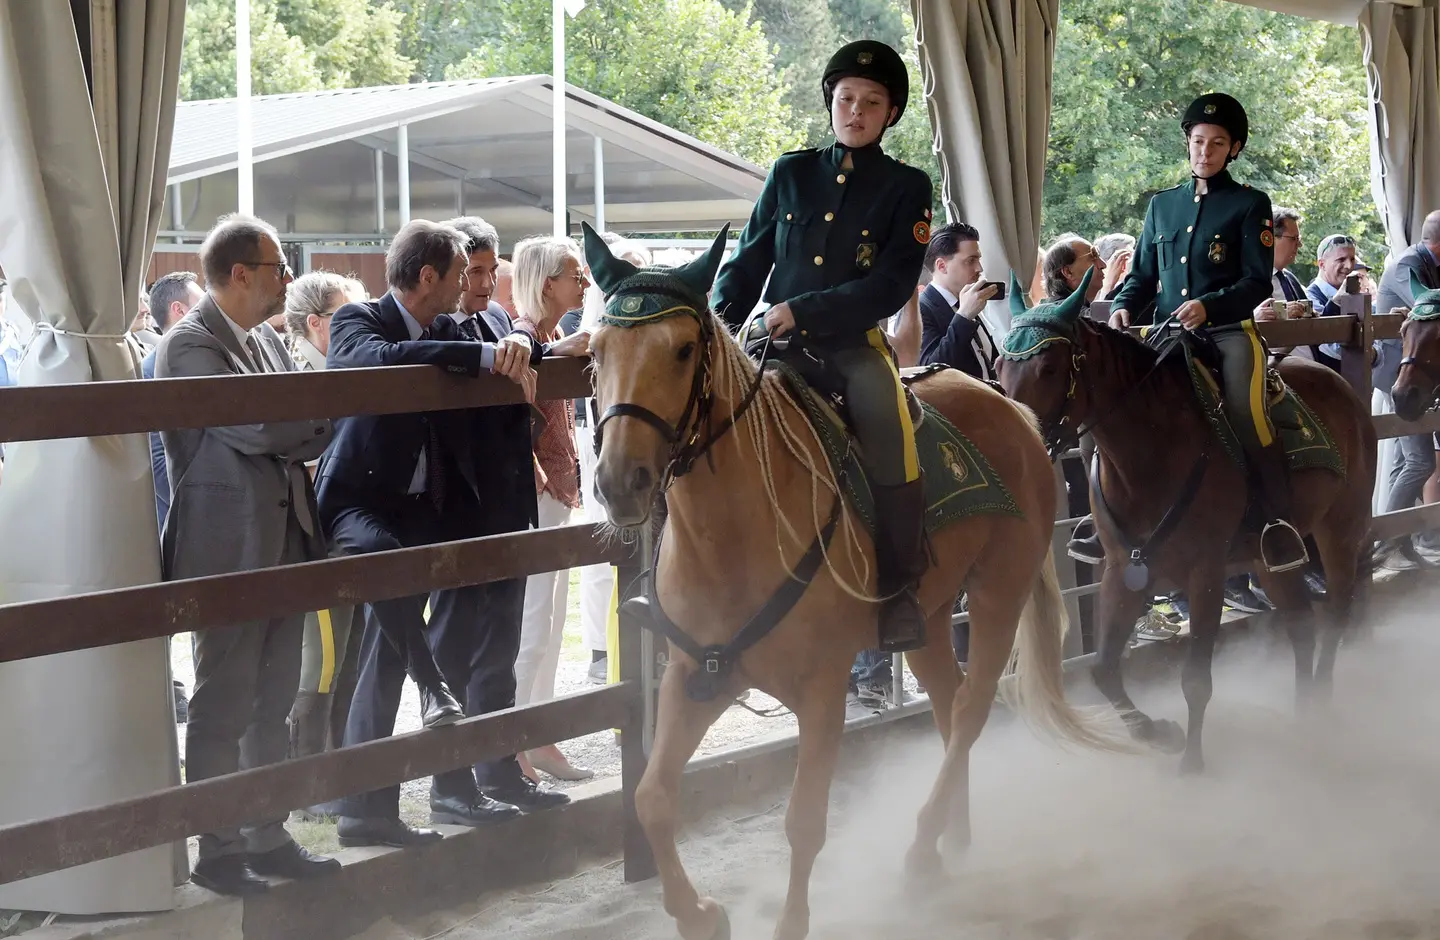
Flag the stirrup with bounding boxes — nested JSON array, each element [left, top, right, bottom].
[[1260, 519, 1309, 573]]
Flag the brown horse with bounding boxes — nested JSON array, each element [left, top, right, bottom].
[[997, 288, 1375, 774], [582, 226, 1124, 940]]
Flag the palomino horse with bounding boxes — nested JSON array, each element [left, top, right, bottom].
[[1388, 273, 1440, 422], [582, 225, 1124, 940], [997, 274, 1375, 774]]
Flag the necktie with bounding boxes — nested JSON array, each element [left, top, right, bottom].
[[244, 333, 266, 371], [458, 317, 480, 341]]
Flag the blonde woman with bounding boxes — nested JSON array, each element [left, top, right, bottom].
[[511, 235, 592, 781], [281, 271, 367, 815]]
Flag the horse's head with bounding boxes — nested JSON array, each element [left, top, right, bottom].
[[1392, 270, 1440, 421], [582, 222, 731, 526], [995, 267, 1095, 455]]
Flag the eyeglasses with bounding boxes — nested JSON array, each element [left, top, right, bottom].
[[556, 272, 589, 287], [1317, 235, 1355, 257], [243, 260, 293, 277]]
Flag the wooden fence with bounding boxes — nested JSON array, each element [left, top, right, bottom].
[[0, 298, 1437, 891]]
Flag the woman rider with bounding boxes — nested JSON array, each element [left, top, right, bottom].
[[711, 40, 935, 652], [1109, 93, 1307, 572]]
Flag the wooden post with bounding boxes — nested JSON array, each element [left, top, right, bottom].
[[618, 504, 659, 883], [1336, 288, 1374, 401]]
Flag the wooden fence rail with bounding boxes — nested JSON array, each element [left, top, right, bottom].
[[0, 305, 1435, 889]]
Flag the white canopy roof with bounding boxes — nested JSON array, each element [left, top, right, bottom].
[[165, 77, 766, 243]]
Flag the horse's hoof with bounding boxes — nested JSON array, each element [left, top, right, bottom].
[[710, 903, 731, 940], [1178, 752, 1204, 776], [1142, 718, 1186, 755]]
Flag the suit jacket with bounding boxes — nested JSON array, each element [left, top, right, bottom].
[[316, 293, 537, 539], [917, 284, 996, 381], [154, 295, 332, 581], [141, 348, 170, 531]]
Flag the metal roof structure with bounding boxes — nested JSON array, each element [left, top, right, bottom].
[[163, 77, 766, 245]]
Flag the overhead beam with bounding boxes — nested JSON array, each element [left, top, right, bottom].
[[355, 134, 470, 180]]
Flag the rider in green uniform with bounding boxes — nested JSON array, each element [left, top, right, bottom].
[[712, 39, 934, 652], [1111, 93, 1307, 572]]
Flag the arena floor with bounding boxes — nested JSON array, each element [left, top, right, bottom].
[[347, 580, 1440, 940]]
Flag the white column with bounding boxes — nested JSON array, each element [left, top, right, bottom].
[[374, 148, 385, 234], [456, 176, 466, 215], [552, 0, 566, 236], [397, 124, 411, 226], [593, 135, 605, 233], [170, 182, 183, 242], [236, 0, 254, 214]]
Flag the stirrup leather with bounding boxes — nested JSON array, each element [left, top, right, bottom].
[[1260, 519, 1309, 573]]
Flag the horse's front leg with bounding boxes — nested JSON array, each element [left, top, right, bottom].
[[1179, 565, 1225, 774], [1091, 564, 1185, 753]]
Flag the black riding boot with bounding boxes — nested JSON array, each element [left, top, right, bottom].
[[872, 478, 928, 653], [1253, 441, 1308, 573]]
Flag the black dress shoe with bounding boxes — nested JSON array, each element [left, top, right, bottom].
[[429, 792, 522, 827], [481, 774, 571, 813], [420, 684, 464, 728], [190, 855, 269, 895], [248, 840, 341, 880], [336, 815, 445, 848]]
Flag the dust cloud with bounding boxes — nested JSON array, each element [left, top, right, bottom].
[[368, 583, 1440, 940]]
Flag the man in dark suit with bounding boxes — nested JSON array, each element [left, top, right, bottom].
[[1375, 210, 1440, 568], [318, 220, 562, 850], [156, 215, 339, 894], [918, 221, 998, 381]]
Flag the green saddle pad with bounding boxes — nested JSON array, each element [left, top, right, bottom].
[[1185, 351, 1345, 478], [773, 363, 1020, 540]]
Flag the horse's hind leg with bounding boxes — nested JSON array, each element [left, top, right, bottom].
[[904, 602, 964, 745], [773, 672, 847, 940], [637, 663, 733, 940], [1252, 568, 1316, 712], [1312, 526, 1364, 700], [1091, 566, 1184, 752], [906, 580, 1019, 878]]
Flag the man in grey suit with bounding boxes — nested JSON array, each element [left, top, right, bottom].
[[1375, 210, 1440, 568], [155, 215, 340, 895]]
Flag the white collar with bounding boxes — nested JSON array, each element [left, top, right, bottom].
[[210, 297, 255, 350], [294, 336, 328, 371], [929, 282, 960, 308], [390, 292, 424, 341]]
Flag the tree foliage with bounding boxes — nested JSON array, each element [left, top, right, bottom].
[[443, 0, 804, 165], [1044, 0, 1381, 282], [178, 0, 414, 101]]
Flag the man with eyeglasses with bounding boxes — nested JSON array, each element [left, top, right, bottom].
[[154, 214, 340, 894], [1306, 233, 1384, 371]]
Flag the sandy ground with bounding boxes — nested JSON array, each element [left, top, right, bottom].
[[339, 581, 1440, 940]]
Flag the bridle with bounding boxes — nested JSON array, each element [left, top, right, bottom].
[[590, 281, 770, 486], [1397, 320, 1440, 409]]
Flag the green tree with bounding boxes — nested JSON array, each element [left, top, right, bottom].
[[1044, 0, 1382, 281], [390, 0, 502, 82], [178, 0, 414, 101], [718, 0, 839, 146], [446, 0, 805, 165]]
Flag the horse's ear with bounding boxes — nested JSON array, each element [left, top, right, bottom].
[[582, 221, 638, 296], [674, 223, 731, 299], [1008, 270, 1029, 318], [1410, 268, 1432, 309], [1054, 265, 1094, 325]]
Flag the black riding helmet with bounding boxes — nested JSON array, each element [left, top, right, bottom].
[[822, 39, 909, 128], [1181, 93, 1249, 156]]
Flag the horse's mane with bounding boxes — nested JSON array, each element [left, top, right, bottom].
[[1077, 316, 1200, 412], [706, 313, 878, 601]]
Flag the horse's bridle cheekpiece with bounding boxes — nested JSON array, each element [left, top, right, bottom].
[[999, 267, 1095, 457]]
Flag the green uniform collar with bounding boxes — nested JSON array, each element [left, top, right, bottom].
[[1189, 168, 1240, 192], [821, 141, 886, 172]]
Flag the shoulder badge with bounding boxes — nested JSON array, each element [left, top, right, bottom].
[[1260, 230, 1275, 248], [913, 221, 930, 244]]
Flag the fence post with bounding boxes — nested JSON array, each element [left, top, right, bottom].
[[1052, 460, 1086, 659], [1336, 290, 1374, 401], [619, 515, 659, 883]]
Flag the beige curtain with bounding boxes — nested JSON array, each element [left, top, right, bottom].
[[0, 0, 186, 914], [911, 0, 1058, 331], [1361, 0, 1440, 250]]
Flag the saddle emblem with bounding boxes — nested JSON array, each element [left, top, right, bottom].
[[1302, 424, 1314, 441], [856, 242, 876, 270], [939, 441, 969, 483], [621, 296, 643, 313], [1208, 240, 1227, 264]]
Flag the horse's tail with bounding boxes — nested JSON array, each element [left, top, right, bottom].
[[1004, 548, 1134, 752]]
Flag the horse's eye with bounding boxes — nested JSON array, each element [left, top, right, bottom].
[[678, 342, 696, 362]]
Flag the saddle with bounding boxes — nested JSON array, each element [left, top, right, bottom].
[[739, 317, 930, 432]]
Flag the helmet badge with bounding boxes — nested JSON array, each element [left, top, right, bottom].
[[857, 51, 873, 65], [1204, 103, 1217, 114]]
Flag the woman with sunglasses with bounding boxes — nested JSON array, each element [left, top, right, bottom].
[[1109, 93, 1307, 574]]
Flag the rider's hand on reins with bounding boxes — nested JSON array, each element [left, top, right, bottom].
[[763, 302, 796, 336], [1175, 300, 1208, 330], [1109, 307, 1131, 329]]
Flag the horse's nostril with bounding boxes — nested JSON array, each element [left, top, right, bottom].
[[630, 465, 653, 495]]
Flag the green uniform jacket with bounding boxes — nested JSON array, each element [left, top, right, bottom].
[[712, 142, 933, 346], [1113, 170, 1275, 328]]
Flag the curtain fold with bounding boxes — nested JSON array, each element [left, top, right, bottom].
[[0, 0, 186, 914], [1361, 0, 1440, 252], [911, 0, 1058, 331]]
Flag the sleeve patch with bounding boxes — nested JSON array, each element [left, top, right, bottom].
[[1260, 230, 1274, 248], [914, 221, 931, 244]]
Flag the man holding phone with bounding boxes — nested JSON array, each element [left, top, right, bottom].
[[918, 221, 999, 381]]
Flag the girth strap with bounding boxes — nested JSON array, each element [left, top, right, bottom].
[[625, 495, 843, 702], [1089, 447, 1210, 593]]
